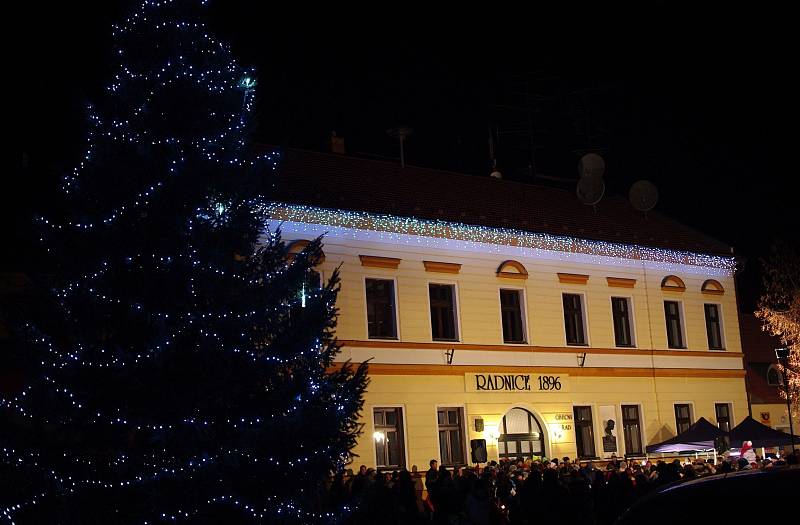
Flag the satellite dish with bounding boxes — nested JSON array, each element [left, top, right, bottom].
[[579, 153, 605, 179], [629, 180, 659, 212], [577, 176, 605, 205]]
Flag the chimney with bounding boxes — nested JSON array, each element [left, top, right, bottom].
[[327, 132, 345, 154]]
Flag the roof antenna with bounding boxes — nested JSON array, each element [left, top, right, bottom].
[[387, 126, 413, 167], [489, 126, 502, 179]]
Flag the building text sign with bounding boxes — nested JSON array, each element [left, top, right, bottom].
[[465, 373, 570, 393]]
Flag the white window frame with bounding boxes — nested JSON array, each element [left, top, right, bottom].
[[713, 401, 735, 431], [426, 280, 462, 343], [703, 302, 726, 351], [370, 404, 410, 470], [434, 403, 469, 467], [571, 402, 600, 459], [561, 291, 590, 347], [498, 286, 530, 345], [609, 295, 637, 348], [363, 275, 401, 341], [663, 299, 688, 350], [619, 402, 646, 457], [673, 401, 695, 434]]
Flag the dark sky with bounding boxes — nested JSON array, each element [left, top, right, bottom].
[[14, 1, 797, 310]]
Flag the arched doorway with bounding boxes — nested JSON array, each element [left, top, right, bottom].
[[498, 407, 546, 459]]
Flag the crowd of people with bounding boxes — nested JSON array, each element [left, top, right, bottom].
[[334, 450, 800, 525]]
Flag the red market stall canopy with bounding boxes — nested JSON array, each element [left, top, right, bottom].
[[646, 417, 726, 453], [728, 416, 799, 448]]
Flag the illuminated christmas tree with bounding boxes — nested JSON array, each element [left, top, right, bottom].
[[1, 1, 367, 523]]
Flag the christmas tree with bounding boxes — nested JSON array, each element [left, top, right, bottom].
[[2, 1, 367, 523]]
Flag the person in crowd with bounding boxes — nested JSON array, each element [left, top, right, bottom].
[[410, 465, 425, 513]]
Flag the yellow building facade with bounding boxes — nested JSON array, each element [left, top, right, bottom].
[[267, 196, 747, 470]]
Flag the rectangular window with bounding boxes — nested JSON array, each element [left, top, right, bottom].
[[704, 304, 724, 350], [611, 297, 634, 347], [715, 403, 732, 433], [437, 407, 466, 466], [563, 293, 587, 345], [365, 278, 397, 339], [674, 404, 693, 434], [664, 301, 685, 349], [500, 289, 526, 344], [622, 405, 643, 455], [373, 407, 405, 469], [429, 284, 459, 341], [573, 406, 596, 458]]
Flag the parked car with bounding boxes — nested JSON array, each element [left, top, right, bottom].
[[615, 466, 799, 524]]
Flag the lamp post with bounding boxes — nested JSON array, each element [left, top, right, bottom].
[[775, 347, 796, 452]]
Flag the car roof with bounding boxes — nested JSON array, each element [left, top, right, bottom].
[[615, 466, 799, 524]]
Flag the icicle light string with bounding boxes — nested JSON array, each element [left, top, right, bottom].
[[263, 203, 736, 273]]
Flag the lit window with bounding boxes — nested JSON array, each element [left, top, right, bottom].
[[373, 407, 405, 469], [437, 408, 466, 466]]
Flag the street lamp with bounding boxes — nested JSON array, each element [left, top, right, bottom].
[[775, 347, 796, 452]]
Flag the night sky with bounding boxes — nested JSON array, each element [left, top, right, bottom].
[[14, 1, 796, 310]]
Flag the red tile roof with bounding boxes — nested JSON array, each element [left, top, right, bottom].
[[271, 148, 733, 256]]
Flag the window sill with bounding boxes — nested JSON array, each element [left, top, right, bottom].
[[567, 342, 589, 347], [368, 336, 399, 341], [433, 338, 460, 343]]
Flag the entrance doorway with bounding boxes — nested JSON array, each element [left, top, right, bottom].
[[498, 407, 546, 459]]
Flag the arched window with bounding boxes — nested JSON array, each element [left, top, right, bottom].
[[660, 275, 686, 292], [286, 239, 325, 265], [498, 408, 545, 459], [496, 260, 529, 280], [767, 365, 782, 386], [701, 279, 725, 295]]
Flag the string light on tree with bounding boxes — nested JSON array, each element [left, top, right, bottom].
[[1, 1, 367, 523]]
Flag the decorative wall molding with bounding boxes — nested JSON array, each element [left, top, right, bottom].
[[423, 260, 461, 274], [339, 339, 743, 358], [338, 362, 746, 379], [558, 273, 590, 285], [606, 277, 636, 288], [359, 255, 401, 269]]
